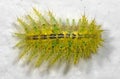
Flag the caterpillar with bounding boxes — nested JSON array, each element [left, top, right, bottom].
[[15, 8, 104, 68]]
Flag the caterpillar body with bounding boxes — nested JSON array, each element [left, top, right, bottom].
[[15, 8, 104, 68]]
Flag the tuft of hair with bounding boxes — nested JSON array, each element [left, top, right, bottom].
[[15, 8, 104, 68]]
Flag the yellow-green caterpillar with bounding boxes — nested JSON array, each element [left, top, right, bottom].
[[15, 8, 104, 68]]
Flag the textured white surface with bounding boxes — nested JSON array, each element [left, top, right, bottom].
[[0, 0, 120, 79]]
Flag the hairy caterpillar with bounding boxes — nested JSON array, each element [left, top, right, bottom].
[[15, 8, 104, 68]]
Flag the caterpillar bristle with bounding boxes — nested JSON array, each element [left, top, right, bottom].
[[15, 8, 104, 68]]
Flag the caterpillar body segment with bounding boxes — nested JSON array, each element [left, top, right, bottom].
[[15, 8, 104, 68]]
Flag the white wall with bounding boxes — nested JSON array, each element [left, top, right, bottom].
[[0, 0, 120, 79]]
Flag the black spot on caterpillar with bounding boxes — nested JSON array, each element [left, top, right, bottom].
[[15, 8, 104, 68]]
